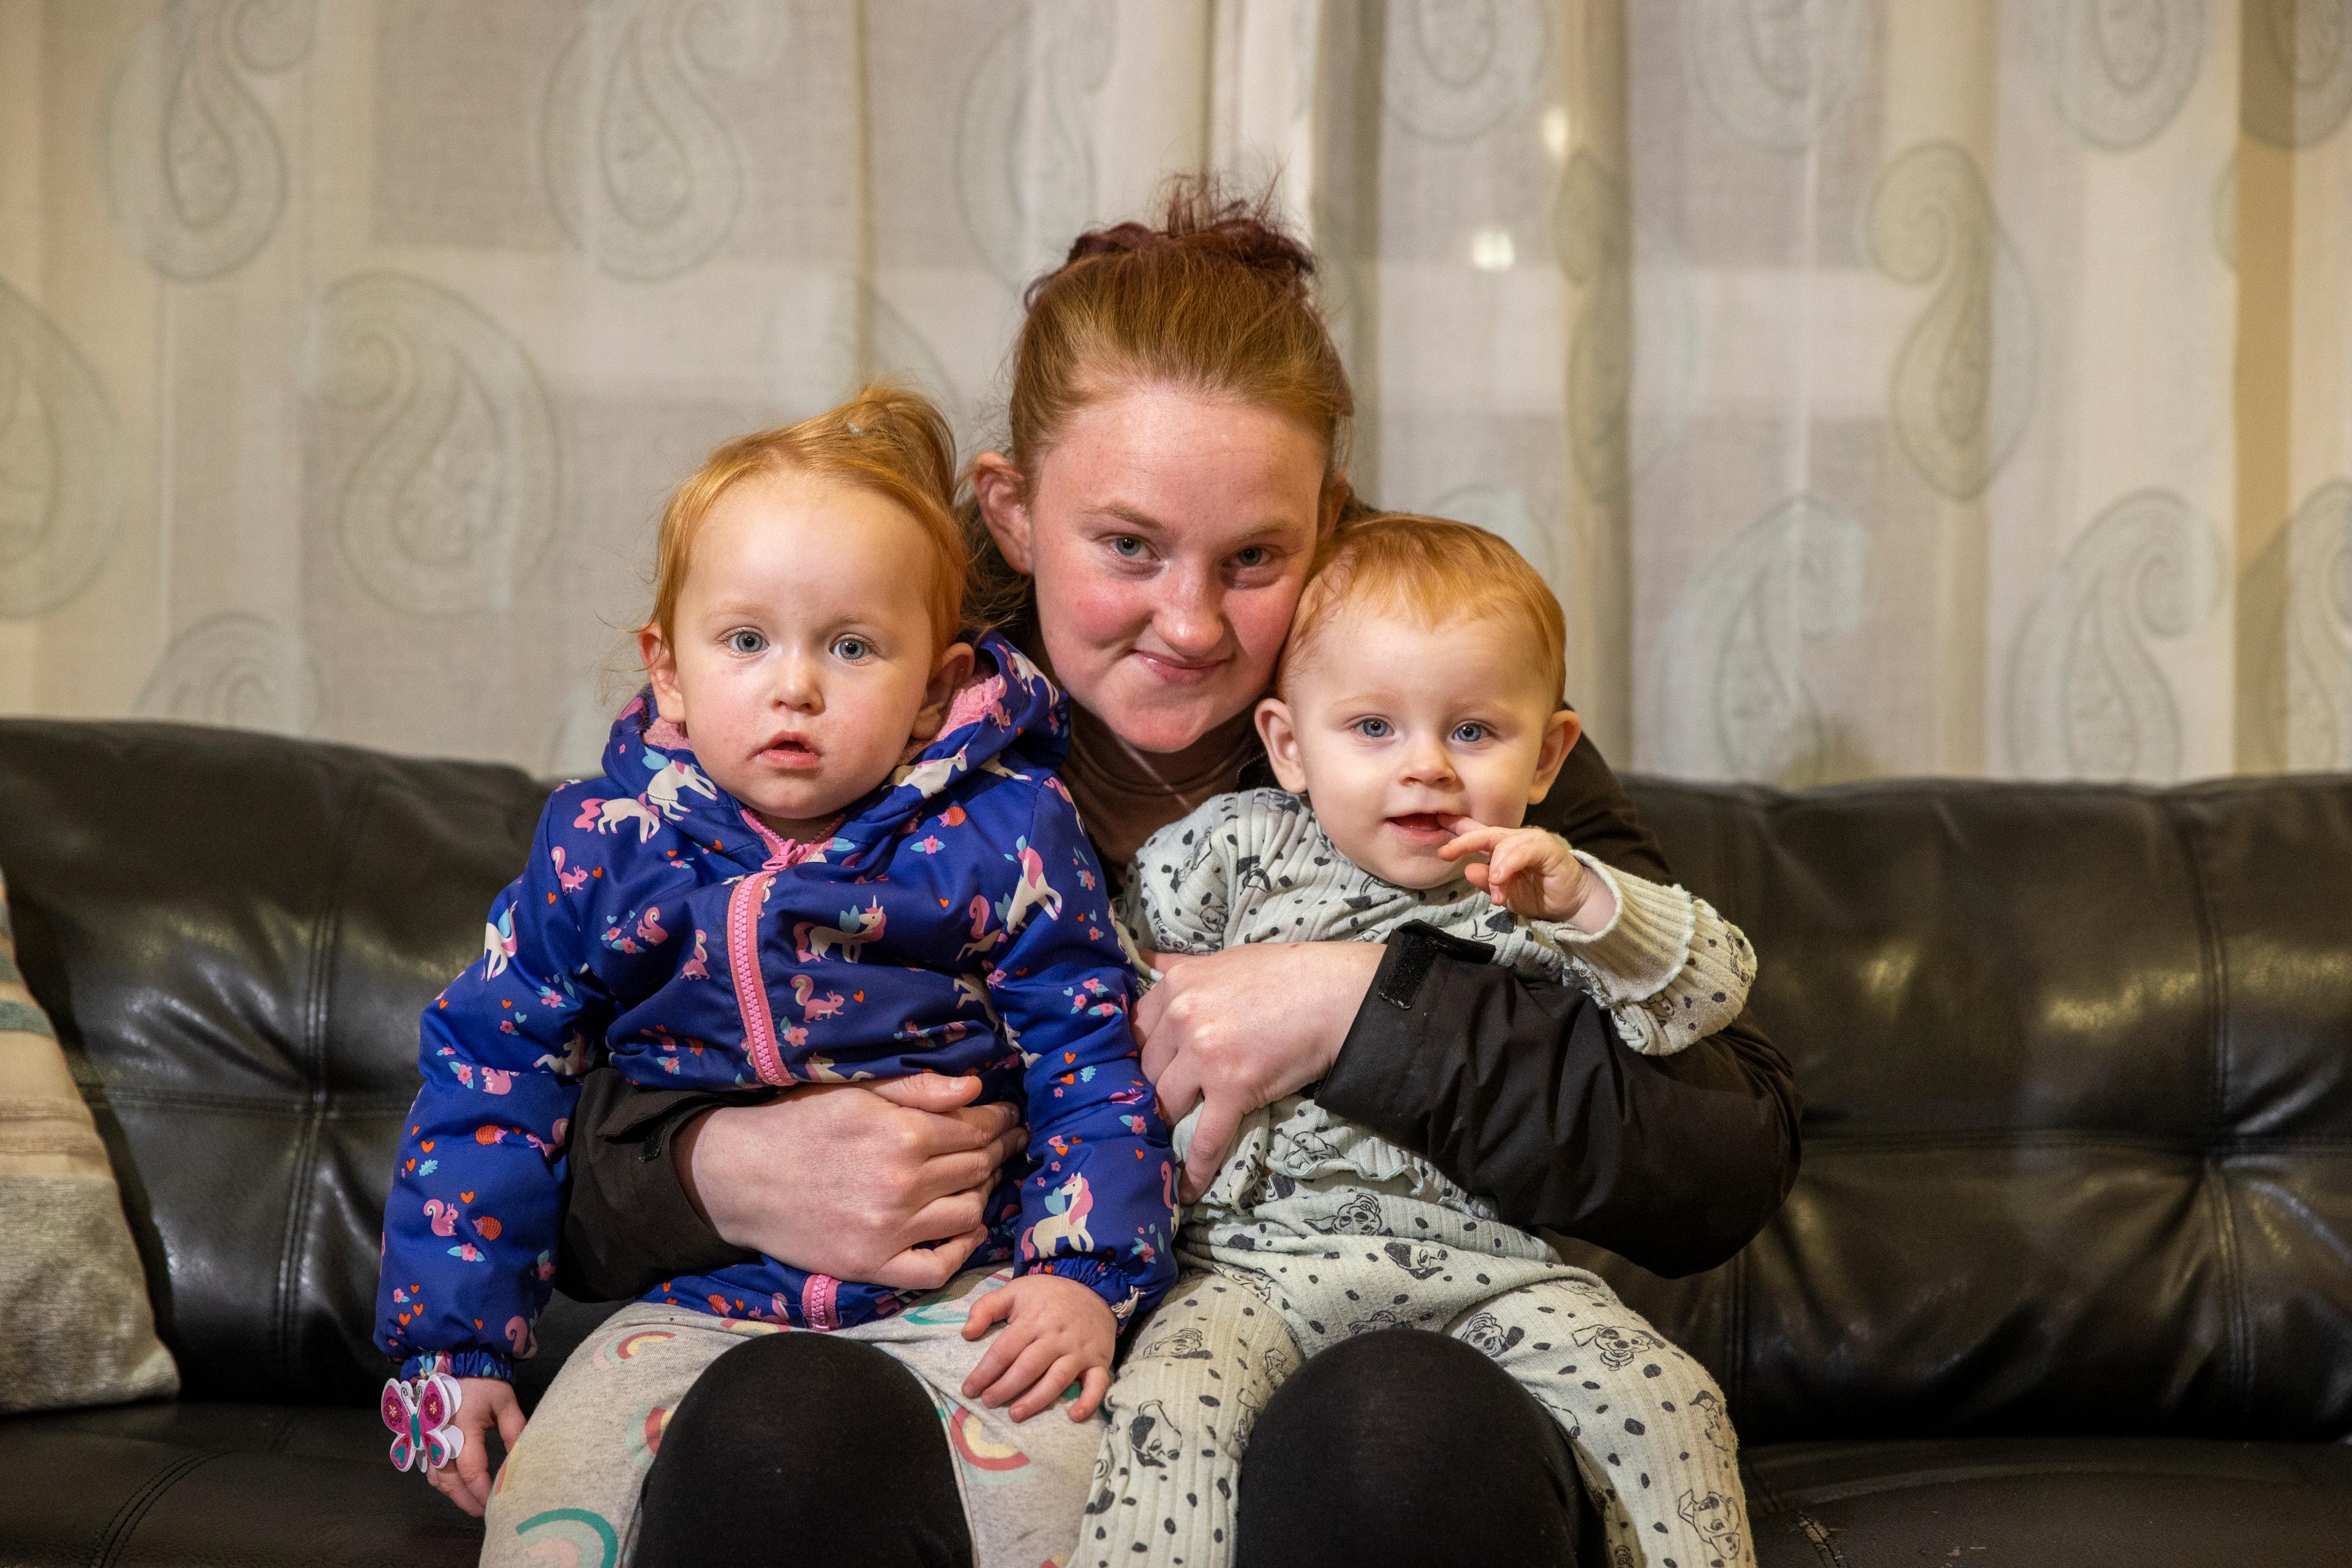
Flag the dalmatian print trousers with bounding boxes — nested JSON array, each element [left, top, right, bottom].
[[1081, 1101, 1751, 1568]]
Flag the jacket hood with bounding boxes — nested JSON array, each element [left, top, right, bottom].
[[596, 628, 1067, 873]]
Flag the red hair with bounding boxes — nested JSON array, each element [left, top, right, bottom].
[[1279, 514, 1569, 704], [964, 175, 1354, 625], [645, 382, 968, 649]]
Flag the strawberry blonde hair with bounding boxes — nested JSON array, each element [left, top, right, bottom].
[[644, 382, 968, 649], [1278, 514, 1569, 705], [963, 175, 1356, 626]]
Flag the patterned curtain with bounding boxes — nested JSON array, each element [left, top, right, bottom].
[[4, 1, 2349, 786]]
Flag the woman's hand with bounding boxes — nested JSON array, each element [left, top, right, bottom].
[[1134, 941, 1385, 1200], [678, 1074, 1027, 1291], [426, 1377, 523, 1518], [960, 1272, 1117, 1422]]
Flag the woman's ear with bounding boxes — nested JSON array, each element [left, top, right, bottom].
[[1525, 707, 1583, 805], [912, 639, 980, 742], [1319, 469, 1350, 537], [970, 452, 1035, 575], [1255, 696, 1310, 794], [639, 626, 687, 727]]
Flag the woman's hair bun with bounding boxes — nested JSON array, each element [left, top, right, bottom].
[[1041, 174, 1316, 304]]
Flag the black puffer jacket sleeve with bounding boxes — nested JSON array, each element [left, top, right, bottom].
[[552, 1068, 756, 1302], [1310, 730, 1801, 1278]]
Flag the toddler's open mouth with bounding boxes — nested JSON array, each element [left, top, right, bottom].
[[1385, 813, 1454, 843], [758, 738, 822, 770]]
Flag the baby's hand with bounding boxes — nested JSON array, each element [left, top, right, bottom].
[[427, 1376, 525, 1517], [1441, 820, 1617, 930], [959, 1272, 1116, 1423]]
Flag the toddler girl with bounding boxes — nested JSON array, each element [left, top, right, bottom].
[[374, 385, 1174, 1565], [1090, 514, 1754, 1568]]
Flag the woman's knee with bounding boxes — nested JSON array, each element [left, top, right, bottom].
[[1238, 1329, 1588, 1567], [635, 1332, 970, 1567]]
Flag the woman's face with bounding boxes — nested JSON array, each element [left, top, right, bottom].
[[978, 385, 1331, 754]]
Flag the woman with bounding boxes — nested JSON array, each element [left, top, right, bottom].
[[557, 183, 1800, 1567]]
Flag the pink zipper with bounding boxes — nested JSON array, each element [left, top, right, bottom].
[[803, 1273, 840, 1331], [726, 811, 839, 1087]]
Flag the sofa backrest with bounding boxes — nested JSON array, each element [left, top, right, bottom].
[[1581, 775, 2352, 1443], [0, 721, 539, 1403], [2, 720, 2348, 1433]]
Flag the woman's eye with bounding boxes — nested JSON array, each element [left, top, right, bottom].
[[831, 636, 870, 662], [1353, 717, 1392, 739], [1110, 536, 1146, 559], [1232, 545, 1270, 570], [1452, 722, 1490, 744], [726, 630, 765, 655]]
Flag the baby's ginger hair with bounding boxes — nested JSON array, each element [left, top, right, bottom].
[[1279, 514, 1567, 705], [645, 382, 968, 650]]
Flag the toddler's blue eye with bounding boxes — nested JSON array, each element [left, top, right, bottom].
[[1354, 717, 1392, 739], [727, 630, 765, 655], [1452, 722, 1489, 743], [832, 636, 870, 662]]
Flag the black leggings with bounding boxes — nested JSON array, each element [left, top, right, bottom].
[[633, 1326, 1594, 1567]]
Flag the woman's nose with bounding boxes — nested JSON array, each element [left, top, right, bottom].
[[1152, 570, 1226, 657]]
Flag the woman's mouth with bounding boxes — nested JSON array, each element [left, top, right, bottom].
[[1129, 649, 1225, 687]]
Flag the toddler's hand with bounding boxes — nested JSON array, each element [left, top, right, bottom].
[[427, 1376, 525, 1518], [959, 1272, 1116, 1423], [1440, 820, 1616, 929]]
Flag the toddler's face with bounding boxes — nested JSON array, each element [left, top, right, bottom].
[[641, 469, 969, 840], [1256, 604, 1577, 889]]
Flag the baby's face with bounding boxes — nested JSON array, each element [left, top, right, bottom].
[[643, 469, 965, 839], [1258, 603, 1575, 889]]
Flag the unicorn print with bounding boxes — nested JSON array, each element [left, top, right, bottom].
[[794, 900, 887, 963], [482, 908, 517, 979], [997, 839, 1063, 932], [1021, 1172, 1096, 1262], [575, 795, 663, 843], [890, 747, 968, 796], [641, 749, 718, 821], [956, 895, 1005, 961]]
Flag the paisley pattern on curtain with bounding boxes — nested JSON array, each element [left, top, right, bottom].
[[6, 0, 2351, 785]]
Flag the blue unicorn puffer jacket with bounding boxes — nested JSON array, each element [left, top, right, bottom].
[[375, 631, 1175, 1381]]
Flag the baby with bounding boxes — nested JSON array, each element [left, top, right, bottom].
[[373, 385, 1174, 1562], [1087, 515, 1755, 1568]]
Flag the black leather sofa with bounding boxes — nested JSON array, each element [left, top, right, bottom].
[[1, 718, 2346, 1567]]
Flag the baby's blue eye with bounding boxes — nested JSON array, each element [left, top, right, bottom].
[[1354, 717, 1392, 739], [727, 630, 765, 655], [1452, 722, 1490, 744], [832, 636, 871, 662]]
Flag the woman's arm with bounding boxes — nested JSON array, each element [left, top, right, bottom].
[[1140, 730, 1801, 1275], [556, 1069, 1027, 1299]]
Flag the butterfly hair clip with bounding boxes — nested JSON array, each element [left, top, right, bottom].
[[382, 1372, 466, 1472]]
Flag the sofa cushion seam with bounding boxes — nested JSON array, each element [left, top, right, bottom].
[[2166, 797, 2250, 1425], [272, 770, 381, 1389], [86, 1450, 221, 1568]]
